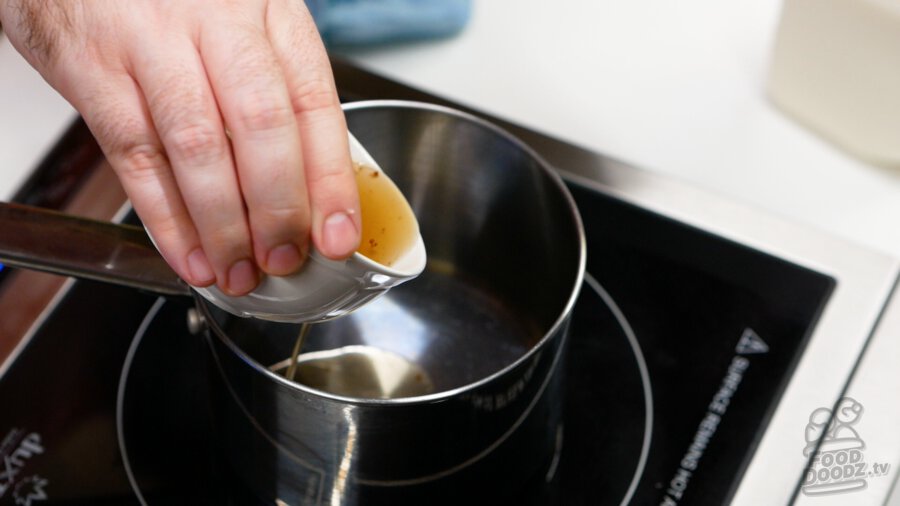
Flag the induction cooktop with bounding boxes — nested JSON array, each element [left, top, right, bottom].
[[0, 60, 898, 506]]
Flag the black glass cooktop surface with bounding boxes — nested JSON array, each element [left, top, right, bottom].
[[0, 177, 834, 505]]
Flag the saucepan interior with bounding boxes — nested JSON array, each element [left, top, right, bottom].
[[203, 100, 585, 402]]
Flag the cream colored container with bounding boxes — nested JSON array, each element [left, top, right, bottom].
[[768, 0, 900, 167]]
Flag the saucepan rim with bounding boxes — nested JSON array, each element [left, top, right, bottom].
[[204, 99, 587, 406]]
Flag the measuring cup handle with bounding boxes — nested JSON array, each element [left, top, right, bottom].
[[0, 202, 191, 297]]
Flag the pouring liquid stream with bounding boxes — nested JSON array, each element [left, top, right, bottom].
[[281, 162, 412, 382], [275, 159, 433, 397], [285, 322, 312, 382]]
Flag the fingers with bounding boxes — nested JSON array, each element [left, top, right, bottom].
[[199, 14, 311, 276], [18, 0, 360, 302], [266, 0, 361, 260], [128, 35, 258, 296], [72, 72, 216, 289]]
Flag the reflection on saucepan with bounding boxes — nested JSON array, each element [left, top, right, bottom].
[[237, 262, 540, 398]]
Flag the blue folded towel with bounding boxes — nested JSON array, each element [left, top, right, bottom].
[[306, 0, 472, 47]]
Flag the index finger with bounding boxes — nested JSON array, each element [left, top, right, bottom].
[[266, 1, 361, 260], [200, 16, 311, 277]]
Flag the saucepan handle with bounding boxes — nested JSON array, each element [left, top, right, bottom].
[[0, 202, 191, 296]]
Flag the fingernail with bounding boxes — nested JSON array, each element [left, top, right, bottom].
[[322, 211, 359, 258], [266, 243, 303, 275], [186, 248, 215, 286], [225, 259, 258, 296]]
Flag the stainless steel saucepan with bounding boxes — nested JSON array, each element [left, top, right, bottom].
[[0, 100, 586, 505]]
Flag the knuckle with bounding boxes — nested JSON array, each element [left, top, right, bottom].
[[290, 77, 339, 115], [247, 198, 310, 240], [116, 142, 168, 181], [306, 170, 356, 212], [255, 202, 308, 224], [203, 221, 251, 259], [152, 210, 189, 239], [306, 164, 349, 191], [235, 94, 295, 133], [165, 124, 226, 166], [87, 111, 169, 184]]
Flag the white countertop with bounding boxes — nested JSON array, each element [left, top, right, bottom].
[[0, 36, 75, 199], [3, 0, 900, 257]]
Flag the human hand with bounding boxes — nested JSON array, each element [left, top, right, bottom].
[[0, 0, 361, 296]]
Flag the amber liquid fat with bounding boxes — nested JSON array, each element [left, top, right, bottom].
[[354, 163, 416, 267]]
